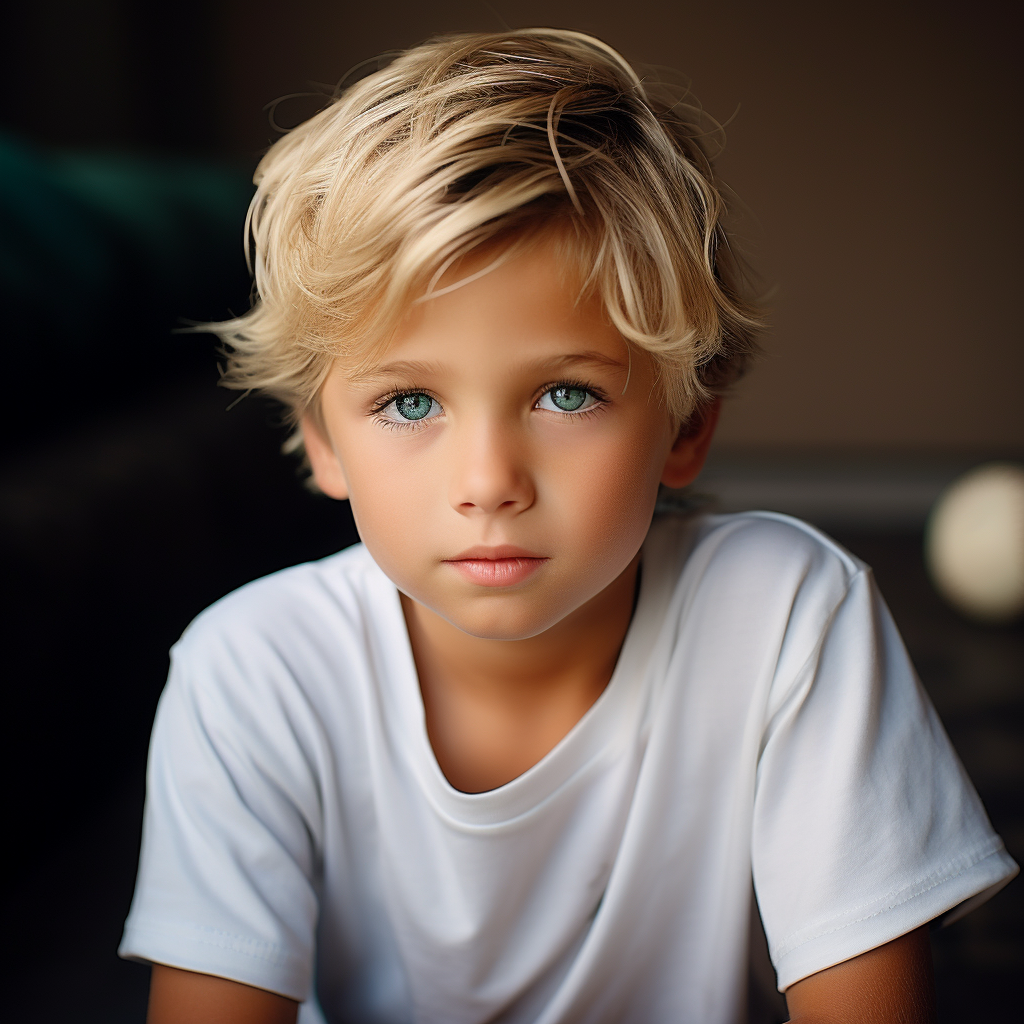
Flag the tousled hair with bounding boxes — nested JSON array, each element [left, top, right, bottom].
[[208, 28, 765, 449]]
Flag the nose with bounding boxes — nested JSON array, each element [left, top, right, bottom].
[[448, 418, 535, 516]]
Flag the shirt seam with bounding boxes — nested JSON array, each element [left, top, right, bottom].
[[772, 838, 1007, 960], [123, 918, 299, 968]]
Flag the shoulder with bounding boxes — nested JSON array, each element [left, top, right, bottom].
[[643, 512, 873, 686], [693, 510, 860, 572], [178, 542, 384, 653], [167, 542, 397, 717], [656, 510, 864, 604]]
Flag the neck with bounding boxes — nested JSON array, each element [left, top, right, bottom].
[[400, 553, 640, 792]]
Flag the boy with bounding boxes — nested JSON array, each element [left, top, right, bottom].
[[120, 29, 1017, 1024]]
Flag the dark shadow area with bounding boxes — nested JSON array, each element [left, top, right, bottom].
[[2, 380, 359, 1021]]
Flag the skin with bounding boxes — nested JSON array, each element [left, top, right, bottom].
[[147, 966, 298, 1023], [785, 925, 936, 1023], [147, 234, 936, 1022]]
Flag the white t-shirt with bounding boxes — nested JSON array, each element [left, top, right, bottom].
[[119, 512, 1017, 1023]]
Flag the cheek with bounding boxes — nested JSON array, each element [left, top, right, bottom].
[[551, 414, 666, 497], [542, 421, 667, 553], [337, 431, 444, 579], [345, 492, 426, 598]]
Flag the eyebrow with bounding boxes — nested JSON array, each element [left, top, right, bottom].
[[345, 350, 628, 386]]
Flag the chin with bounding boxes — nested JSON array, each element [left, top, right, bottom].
[[443, 600, 571, 641]]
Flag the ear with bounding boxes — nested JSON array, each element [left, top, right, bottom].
[[660, 399, 721, 489], [301, 413, 350, 500]]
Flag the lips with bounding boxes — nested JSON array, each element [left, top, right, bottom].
[[444, 545, 549, 587]]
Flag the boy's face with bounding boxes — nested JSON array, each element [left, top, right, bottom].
[[304, 233, 714, 641]]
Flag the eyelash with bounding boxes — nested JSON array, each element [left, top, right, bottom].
[[369, 380, 608, 430]]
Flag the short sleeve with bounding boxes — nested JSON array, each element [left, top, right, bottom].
[[752, 568, 1018, 992], [118, 638, 322, 1000]]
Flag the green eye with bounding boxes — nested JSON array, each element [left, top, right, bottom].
[[394, 393, 434, 420], [538, 385, 597, 414], [552, 387, 586, 411], [376, 392, 442, 426]]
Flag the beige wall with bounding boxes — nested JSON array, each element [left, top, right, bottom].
[[218, 0, 1023, 453]]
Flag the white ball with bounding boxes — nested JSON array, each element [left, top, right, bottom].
[[925, 463, 1024, 623]]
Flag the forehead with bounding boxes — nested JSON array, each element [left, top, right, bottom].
[[346, 233, 630, 381]]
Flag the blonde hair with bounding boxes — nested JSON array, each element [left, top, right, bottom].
[[210, 28, 764, 445]]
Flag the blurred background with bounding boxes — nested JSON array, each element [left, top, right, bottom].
[[1, 1, 1020, 1020]]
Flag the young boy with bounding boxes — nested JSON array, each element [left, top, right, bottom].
[[120, 29, 1017, 1024]]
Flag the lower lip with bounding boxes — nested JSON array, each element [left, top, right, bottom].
[[445, 557, 548, 587]]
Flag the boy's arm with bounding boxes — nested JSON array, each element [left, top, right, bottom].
[[783, 925, 935, 1023], [147, 964, 299, 1024]]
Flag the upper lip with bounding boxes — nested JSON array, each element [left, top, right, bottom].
[[446, 545, 547, 561]]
